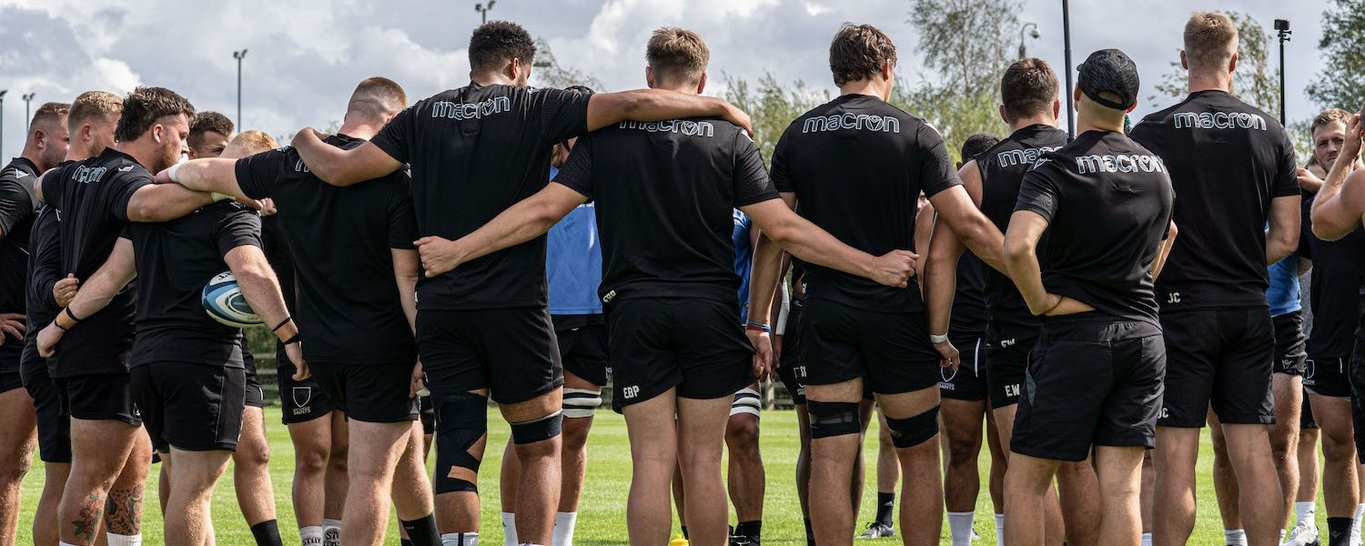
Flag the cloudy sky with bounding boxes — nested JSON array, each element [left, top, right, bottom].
[[0, 0, 1339, 160]]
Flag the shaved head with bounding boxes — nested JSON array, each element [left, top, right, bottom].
[[347, 77, 407, 124]]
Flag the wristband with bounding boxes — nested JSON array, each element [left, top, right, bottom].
[[744, 321, 771, 334], [281, 334, 301, 345], [929, 333, 949, 344], [271, 317, 293, 333], [211, 192, 234, 202], [53, 321, 68, 332], [166, 163, 181, 183], [64, 307, 83, 323]]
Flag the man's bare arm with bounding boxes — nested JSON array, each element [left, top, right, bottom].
[[587, 90, 752, 135], [37, 238, 137, 356], [1002, 211, 1055, 315], [929, 185, 1005, 273], [924, 213, 967, 339], [414, 182, 586, 278], [162, 158, 246, 200], [292, 129, 404, 187], [1152, 221, 1177, 280], [746, 195, 798, 327], [742, 198, 916, 291], [392, 249, 420, 334], [1265, 195, 1301, 264], [125, 183, 217, 223]]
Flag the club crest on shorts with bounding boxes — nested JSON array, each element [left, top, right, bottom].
[[292, 386, 313, 411]]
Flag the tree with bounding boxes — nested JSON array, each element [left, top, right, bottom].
[[722, 73, 828, 164], [1307, 0, 1365, 112], [1150, 11, 1280, 115], [530, 38, 604, 91]]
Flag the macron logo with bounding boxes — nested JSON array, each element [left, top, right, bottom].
[[801, 113, 901, 134], [997, 146, 1062, 168], [430, 96, 511, 120], [72, 165, 108, 184], [1075, 154, 1167, 175], [1173, 111, 1267, 131], [618, 120, 715, 137]]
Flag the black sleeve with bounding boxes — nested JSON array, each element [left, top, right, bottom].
[[917, 125, 962, 197], [1272, 131, 1301, 198], [39, 166, 64, 211], [552, 136, 595, 200], [29, 213, 62, 310], [534, 88, 592, 145], [109, 171, 154, 222], [386, 177, 419, 250], [0, 178, 34, 236], [1014, 167, 1062, 223], [215, 205, 263, 258], [234, 149, 292, 200], [371, 103, 418, 164], [770, 129, 793, 193], [732, 131, 779, 207]]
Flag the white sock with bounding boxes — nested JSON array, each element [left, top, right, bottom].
[[1224, 528, 1247, 546], [995, 514, 1005, 546], [1353, 504, 1364, 542], [947, 512, 974, 546], [1297, 501, 1317, 526], [552, 512, 577, 546], [301, 526, 324, 546], [105, 534, 142, 546], [1280, 529, 1287, 543], [1141, 532, 1152, 546], [442, 532, 479, 546], [502, 512, 519, 546], [323, 519, 342, 546]]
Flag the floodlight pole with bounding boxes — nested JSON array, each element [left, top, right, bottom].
[[1062, 0, 1075, 139], [233, 49, 248, 129], [1276, 20, 1291, 126]]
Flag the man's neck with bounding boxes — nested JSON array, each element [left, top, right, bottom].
[[838, 79, 888, 101], [471, 71, 518, 88], [336, 122, 380, 141], [19, 148, 45, 171], [1009, 114, 1057, 133], [114, 140, 157, 170], [1076, 115, 1124, 135], [650, 83, 696, 95], [1187, 70, 1232, 94]]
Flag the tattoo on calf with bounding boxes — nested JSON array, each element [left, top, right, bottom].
[[71, 493, 104, 543], [105, 486, 144, 535]]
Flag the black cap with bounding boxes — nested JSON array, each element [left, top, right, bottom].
[[1077, 48, 1140, 111]]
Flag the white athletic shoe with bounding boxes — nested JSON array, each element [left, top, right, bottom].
[[1282, 520, 1320, 546]]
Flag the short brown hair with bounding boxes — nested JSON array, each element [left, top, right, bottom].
[[30, 102, 70, 131], [349, 77, 408, 120], [1311, 108, 1352, 136], [68, 91, 122, 133], [647, 27, 710, 86], [189, 111, 234, 149], [223, 130, 278, 158], [468, 21, 537, 73], [1184, 11, 1238, 72], [115, 86, 195, 142], [829, 24, 897, 87], [1000, 58, 1059, 121]]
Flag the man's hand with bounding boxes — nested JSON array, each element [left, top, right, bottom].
[[771, 335, 783, 370], [411, 362, 428, 398], [723, 103, 755, 137], [286, 343, 309, 380], [53, 274, 79, 307], [36, 323, 64, 358], [1299, 168, 1325, 192], [258, 198, 278, 217], [291, 127, 320, 149], [747, 329, 773, 381], [414, 236, 465, 278], [869, 250, 919, 288], [934, 339, 960, 371], [0, 313, 26, 345]]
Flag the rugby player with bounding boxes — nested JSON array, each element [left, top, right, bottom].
[[1000, 47, 1174, 546], [289, 21, 759, 546], [1129, 12, 1302, 546], [160, 77, 441, 546], [0, 101, 68, 546], [746, 24, 1010, 546]]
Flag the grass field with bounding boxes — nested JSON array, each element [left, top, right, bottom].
[[13, 407, 1299, 545]]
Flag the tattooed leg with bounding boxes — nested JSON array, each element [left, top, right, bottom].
[[105, 433, 151, 536], [59, 419, 139, 545], [0, 388, 36, 546]]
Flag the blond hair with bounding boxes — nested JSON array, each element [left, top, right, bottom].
[[1184, 12, 1238, 72], [647, 27, 710, 85]]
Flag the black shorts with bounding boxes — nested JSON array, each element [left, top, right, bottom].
[[0, 345, 21, 393], [1273, 311, 1308, 376], [1349, 341, 1365, 462], [55, 372, 141, 426], [986, 336, 1035, 409], [799, 300, 939, 395], [1301, 391, 1318, 430], [940, 336, 987, 401], [1012, 318, 1165, 462], [1305, 356, 1350, 398], [20, 349, 71, 464], [417, 307, 563, 405], [243, 348, 265, 409], [606, 297, 751, 409], [0, 371, 20, 393], [419, 395, 434, 435], [776, 300, 807, 405], [554, 317, 609, 387], [1159, 308, 1275, 427], [310, 362, 419, 423], [132, 363, 245, 452], [278, 357, 337, 425]]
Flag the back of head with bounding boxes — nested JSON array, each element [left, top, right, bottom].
[[221, 130, 278, 159], [190, 112, 234, 144], [30, 102, 71, 135], [115, 86, 195, 143], [1000, 58, 1059, 123], [68, 91, 123, 134], [468, 21, 537, 75], [647, 27, 710, 87], [960, 133, 1001, 162], [347, 77, 408, 123], [1183, 11, 1238, 74], [828, 24, 897, 86]]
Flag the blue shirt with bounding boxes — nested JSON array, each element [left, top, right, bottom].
[[733, 209, 753, 322], [546, 166, 604, 315], [1266, 255, 1300, 317]]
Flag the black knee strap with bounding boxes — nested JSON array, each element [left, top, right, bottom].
[[886, 405, 940, 448], [434, 392, 488, 494], [510, 411, 563, 445], [807, 400, 861, 439]]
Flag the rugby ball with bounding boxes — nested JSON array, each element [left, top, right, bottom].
[[202, 271, 263, 328]]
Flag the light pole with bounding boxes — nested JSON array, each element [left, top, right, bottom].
[[1061, 0, 1075, 139], [0, 90, 7, 160], [1275, 19, 1291, 126], [233, 49, 248, 129], [1019, 22, 1040, 59], [475, 1, 495, 24], [22, 93, 35, 132]]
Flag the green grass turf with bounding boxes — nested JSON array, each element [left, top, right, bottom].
[[13, 407, 1310, 544]]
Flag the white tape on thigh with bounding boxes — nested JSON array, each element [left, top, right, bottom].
[[562, 388, 602, 419]]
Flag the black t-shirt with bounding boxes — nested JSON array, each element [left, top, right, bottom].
[[0, 156, 40, 371], [370, 83, 591, 311], [950, 252, 988, 338], [124, 201, 260, 368], [1129, 90, 1299, 311], [1014, 131, 1174, 323], [1299, 192, 1365, 354], [976, 124, 1068, 340], [40, 149, 151, 377], [554, 117, 778, 304], [25, 205, 62, 329], [236, 135, 420, 365], [770, 94, 960, 313]]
